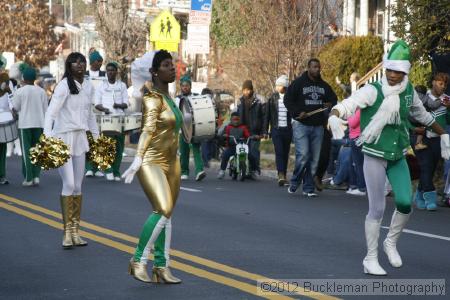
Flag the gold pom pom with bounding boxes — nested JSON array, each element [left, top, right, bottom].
[[30, 135, 71, 170], [86, 134, 116, 171]]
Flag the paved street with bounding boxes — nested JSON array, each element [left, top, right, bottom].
[[1, 156, 449, 299]]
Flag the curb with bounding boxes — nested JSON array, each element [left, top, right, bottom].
[[123, 147, 279, 180]]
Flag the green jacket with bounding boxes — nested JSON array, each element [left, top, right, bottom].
[[361, 82, 420, 161]]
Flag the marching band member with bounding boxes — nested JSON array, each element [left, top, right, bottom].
[[175, 75, 206, 181], [94, 62, 129, 181], [0, 72, 12, 184], [44, 52, 99, 249], [124, 50, 182, 284], [329, 40, 450, 275], [12, 67, 48, 186], [85, 50, 105, 177]]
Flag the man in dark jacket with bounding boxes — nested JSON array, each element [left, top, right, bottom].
[[264, 75, 292, 186], [284, 58, 337, 196], [237, 80, 265, 178]]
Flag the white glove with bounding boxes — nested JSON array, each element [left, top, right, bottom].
[[327, 115, 348, 140], [122, 156, 142, 184], [441, 134, 450, 160]]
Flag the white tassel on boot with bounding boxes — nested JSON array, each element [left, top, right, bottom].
[[383, 210, 410, 268], [363, 218, 387, 275]]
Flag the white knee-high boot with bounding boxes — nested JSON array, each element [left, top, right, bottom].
[[383, 210, 410, 267], [363, 218, 387, 275]]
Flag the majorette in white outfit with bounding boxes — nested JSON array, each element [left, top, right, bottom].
[[44, 52, 99, 249]]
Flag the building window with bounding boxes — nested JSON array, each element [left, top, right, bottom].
[[376, 12, 384, 36]]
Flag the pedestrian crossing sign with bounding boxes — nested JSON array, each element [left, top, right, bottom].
[[150, 11, 181, 52]]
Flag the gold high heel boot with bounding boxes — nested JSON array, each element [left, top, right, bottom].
[[151, 267, 181, 284], [71, 194, 88, 246], [60, 195, 73, 249], [128, 257, 151, 283]]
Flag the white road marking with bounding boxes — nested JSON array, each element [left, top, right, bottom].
[[180, 187, 202, 193], [382, 226, 450, 242]]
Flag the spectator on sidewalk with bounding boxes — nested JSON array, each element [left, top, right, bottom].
[[217, 112, 250, 179], [12, 67, 48, 186], [237, 80, 266, 179], [329, 138, 352, 187], [347, 109, 366, 195], [175, 75, 206, 181], [284, 58, 337, 196], [264, 75, 292, 186], [414, 72, 450, 210], [336, 72, 361, 98]]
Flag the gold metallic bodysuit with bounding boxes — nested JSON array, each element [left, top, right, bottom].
[[136, 90, 181, 218]]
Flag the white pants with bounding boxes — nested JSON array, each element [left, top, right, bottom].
[[58, 154, 86, 196]]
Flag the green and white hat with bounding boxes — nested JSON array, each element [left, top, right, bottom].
[[383, 40, 411, 74]]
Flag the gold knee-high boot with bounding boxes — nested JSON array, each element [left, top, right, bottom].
[[60, 195, 74, 249], [71, 194, 88, 246]]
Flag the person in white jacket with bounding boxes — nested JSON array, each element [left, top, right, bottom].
[[12, 67, 48, 186], [44, 52, 99, 249]]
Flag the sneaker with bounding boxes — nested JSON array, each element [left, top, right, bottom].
[[287, 185, 297, 194], [33, 177, 40, 186], [302, 192, 318, 197], [95, 171, 104, 177], [114, 176, 121, 182], [22, 180, 34, 187], [347, 188, 366, 196], [0, 178, 9, 185], [181, 174, 189, 180], [85, 170, 94, 177], [217, 170, 225, 179], [195, 171, 206, 181], [352, 190, 366, 196], [106, 173, 114, 181]]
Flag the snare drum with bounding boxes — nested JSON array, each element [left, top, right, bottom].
[[179, 95, 216, 143], [96, 114, 123, 136], [123, 113, 142, 132], [0, 111, 18, 143]]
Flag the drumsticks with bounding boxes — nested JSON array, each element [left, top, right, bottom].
[[295, 107, 328, 120]]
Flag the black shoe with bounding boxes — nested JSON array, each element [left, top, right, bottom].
[[287, 185, 297, 194], [195, 171, 206, 181], [0, 178, 9, 185]]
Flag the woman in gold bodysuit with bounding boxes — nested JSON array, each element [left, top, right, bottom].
[[122, 50, 183, 284]]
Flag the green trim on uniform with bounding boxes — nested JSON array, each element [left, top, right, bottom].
[[105, 133, 125, 177], [133, 213, 162, 262], [19, 128, 43, 181], [0, 143, 6, 178], [386, 157, 413, 214], [179, 137, 204, 176], [153, 225, 167, 267], [360, 81, 416, 161]]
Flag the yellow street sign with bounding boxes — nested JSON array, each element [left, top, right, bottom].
[[150, 11, 181, 52]]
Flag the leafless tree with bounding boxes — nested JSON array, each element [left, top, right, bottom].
[[94, 0, 148, 65], [210, 0, 341, 96]]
